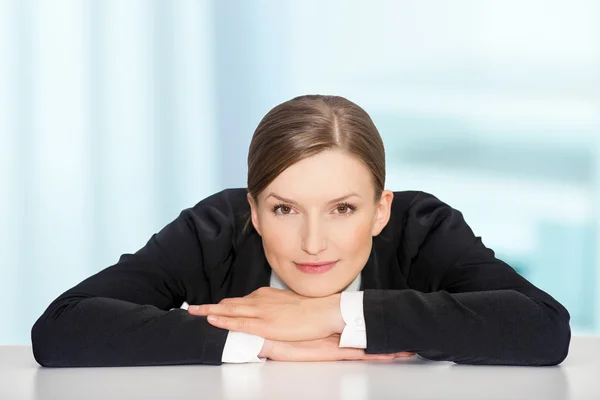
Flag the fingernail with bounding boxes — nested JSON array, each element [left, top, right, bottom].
[[207, 315, 217, 322], [189, 305, 199, 311]]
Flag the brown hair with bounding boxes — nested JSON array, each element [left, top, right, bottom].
[[245, 94, 386, 231]]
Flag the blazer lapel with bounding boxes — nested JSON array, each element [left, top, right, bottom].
[[360, 236, 396, 291], [225, 233, 272, 300]]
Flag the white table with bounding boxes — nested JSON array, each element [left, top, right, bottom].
[[2, 336, 599, 400]]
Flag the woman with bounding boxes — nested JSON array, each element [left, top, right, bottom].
[[31, 95, 570, 367]]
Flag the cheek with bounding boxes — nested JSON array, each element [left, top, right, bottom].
[[333, 218, 373, 254], [259, 220, 298, 257]]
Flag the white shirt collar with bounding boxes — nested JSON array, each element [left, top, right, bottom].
[[269, 269, 361, 292]]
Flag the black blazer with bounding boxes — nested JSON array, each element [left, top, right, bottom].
[[31, 188, 571, 367]]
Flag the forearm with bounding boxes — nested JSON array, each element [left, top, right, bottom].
[[363, 289, 570, 366], [32, 296, 228, 367]]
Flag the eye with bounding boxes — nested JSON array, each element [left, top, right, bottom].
[[333, 202, 357, 216], [272, 203, 296, 216]]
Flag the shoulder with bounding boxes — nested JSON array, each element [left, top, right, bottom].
[[389, 190, 451, 221], [386, 190, 476, 261], [188, 187, 249, 217], [390, 190, 421, 212], [391, 190, 455, 219], [385, 190, 462, 242], [184, 187, 253, 246]]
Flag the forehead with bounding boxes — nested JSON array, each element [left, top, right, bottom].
[[263, 150, 373, 203]]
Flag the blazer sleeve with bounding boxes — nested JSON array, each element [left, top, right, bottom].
[[31, 195, 235, 367], [363, 191, 571, 366]]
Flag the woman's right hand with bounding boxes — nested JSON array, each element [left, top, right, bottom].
[[258, 334, 415, 362]]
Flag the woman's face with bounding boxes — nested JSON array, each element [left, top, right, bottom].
[[248, 149, 394, 297]]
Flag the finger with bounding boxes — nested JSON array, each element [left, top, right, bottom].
[[188, 303, 262, 318], [393, 352, 415, 357], [339, 347, 404, 361], [219, 297, 249, 305], [206, 315, 263, 336], [337, 348, 390, 361], [357, 350, 397, 360], [363, 354, 397, 361], [187, 299, 248, 314]]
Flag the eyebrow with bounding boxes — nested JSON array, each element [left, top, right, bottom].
[[265, 192, 362, 205]]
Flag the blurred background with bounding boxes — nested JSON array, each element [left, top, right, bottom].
[[1, 0, 599, 345]]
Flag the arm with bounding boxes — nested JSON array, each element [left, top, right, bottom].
[[363, 191, 571, 366], [31, 193, 236, 367]]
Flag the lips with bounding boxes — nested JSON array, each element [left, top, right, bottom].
[[297, 261, 337, 267], [295, 260, 338, 274]]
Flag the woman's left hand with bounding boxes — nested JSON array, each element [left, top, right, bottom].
[[187, 287, 346, 341]]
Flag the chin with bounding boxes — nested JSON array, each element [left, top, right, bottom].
[[291, 282, 342, 298], [298, 288, 335, 298]]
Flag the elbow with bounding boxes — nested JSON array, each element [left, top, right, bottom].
[[452, 319, 571, 367], [31, 317, 54, 367], [538, 317, 571, 366], [31, 297, 87, 367], [31, 314, 68, 367], [453, 299, 572, 367], [528, 298, 571, 366]]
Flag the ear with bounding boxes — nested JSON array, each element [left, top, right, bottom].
[[247, 192, 262, 236], [371, 189, 394, 236]]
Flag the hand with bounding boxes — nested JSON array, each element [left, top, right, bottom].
[[258, 334, 416, 362], [187, 287, 345, 341]]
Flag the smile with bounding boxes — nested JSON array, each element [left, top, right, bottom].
[[294, 261, 338, 274]]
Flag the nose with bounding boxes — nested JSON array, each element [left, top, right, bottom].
[[301, 215, 327, 255]]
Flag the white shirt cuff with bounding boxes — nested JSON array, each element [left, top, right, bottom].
[[221, 331, 267, 363], [339, 291, 367, 348]]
